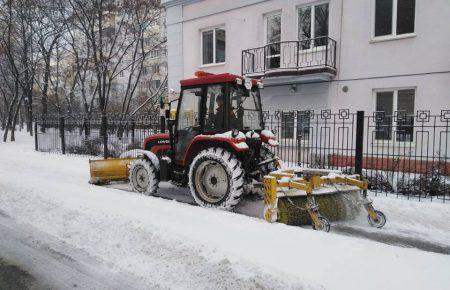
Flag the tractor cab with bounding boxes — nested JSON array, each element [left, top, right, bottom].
[[166, 71, 266, 164]]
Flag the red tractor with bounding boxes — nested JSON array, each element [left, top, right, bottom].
[[127, 72, 279, 210], [89, 72, 278, 210]]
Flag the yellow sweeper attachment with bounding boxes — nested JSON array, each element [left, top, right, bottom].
[[89, 157, 136, 184], [263, 168, 386, 232]]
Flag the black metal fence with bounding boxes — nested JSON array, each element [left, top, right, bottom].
[[35, 109, 450, 202], [35, 113, 161, 159], [263, 110, 449, 202], [242, 37, 337, 76]]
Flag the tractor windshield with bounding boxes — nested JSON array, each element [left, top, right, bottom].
[[230, 84, 263, 131]]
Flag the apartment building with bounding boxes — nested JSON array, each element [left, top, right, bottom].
[[162, 0, 450, 116]]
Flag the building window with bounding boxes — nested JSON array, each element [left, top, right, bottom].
[[149, 80, 161, 90], [375, 88, 415, 142], [149, 50, 160, 58], [297, 111, 311, 140], [201, 27, 225, 65], [265, 11, 281, 69], [152, 64, 160, 74], [374, 0, 415, 38], [298, 3, 329, 49], [281, 112, 295, 139]]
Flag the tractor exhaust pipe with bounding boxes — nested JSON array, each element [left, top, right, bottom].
[[160, 96, 166, 132]]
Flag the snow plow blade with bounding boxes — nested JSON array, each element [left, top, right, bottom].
[[89, 158, 136, 184], [263, 168, 386, 230]]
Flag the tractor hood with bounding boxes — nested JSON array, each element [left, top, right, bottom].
[[143, 133, 170, 154]]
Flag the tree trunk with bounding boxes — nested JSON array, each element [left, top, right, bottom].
[[10, 95, 24, 142], [3, 82, 20, 142]]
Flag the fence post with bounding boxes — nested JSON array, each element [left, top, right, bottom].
[[241, 50, 244, 76], [355, 111, 364, 176], [131, 118, 135, 143], [102, 114, 108, 159], [59, 116, 66, 155], [83, 116, 89, 138], [34, 118, 38, 151]]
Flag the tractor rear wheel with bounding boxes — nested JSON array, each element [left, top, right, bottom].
[[189, 148, 244, 210], [129, 158, 159, 195]]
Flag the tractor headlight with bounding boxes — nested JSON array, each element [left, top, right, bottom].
[[231, 129, 239, 138]]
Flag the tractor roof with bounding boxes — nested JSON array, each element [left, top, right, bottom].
[[180, 72, 258, 87]]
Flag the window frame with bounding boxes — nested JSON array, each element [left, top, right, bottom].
[[263, 10, 282, 70], [263, 10, 282, 45], [275, 110, 312, 146], [200, 26, 226, 67], [296, 1, 330, 50], [371, 0, 416, 42], [175, 86, 205, 133], [204, 83, 227, 133], [372, 87, 416, 144]]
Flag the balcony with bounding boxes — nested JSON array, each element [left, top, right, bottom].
[[242, 37, 337, 83]]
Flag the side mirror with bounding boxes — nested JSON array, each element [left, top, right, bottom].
[[165, 109, 170, 119]]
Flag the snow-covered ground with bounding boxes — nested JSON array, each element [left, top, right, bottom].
[[0, 132, 449, 290]]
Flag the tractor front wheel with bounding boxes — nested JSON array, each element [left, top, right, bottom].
[[129, 158, 159, 195], [189, 148, 244, 211]]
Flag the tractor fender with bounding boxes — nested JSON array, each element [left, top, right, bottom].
[[119, 149, 160, 171], [183, 135, 249, 165]]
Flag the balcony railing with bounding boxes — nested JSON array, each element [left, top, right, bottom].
[[242, 37, 337, 76]]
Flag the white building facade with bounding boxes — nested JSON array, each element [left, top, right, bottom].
[[162, 0, 450, 115]]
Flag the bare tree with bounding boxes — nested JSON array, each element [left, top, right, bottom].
[[0, 0, 167, 141], [0, 0, 39, 141]]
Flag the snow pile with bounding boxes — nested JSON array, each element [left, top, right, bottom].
[[245, 131, 260, 138], [213, 130, 246, 139], [261, 129, 275, 139], [0, 132, 449, 290]]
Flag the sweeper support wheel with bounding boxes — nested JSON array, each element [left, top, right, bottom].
[[361, 190, 387, 228]]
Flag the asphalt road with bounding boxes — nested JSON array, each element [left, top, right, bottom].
[[0, 213, 152, 290], [0, 258, 38, 290]]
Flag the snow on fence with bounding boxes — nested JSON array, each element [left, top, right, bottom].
[[34, 110, 450, 202]]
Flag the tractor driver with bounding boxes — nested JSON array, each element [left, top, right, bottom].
[[213, 93, 237, 130], [213, 94, 225, 129]]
